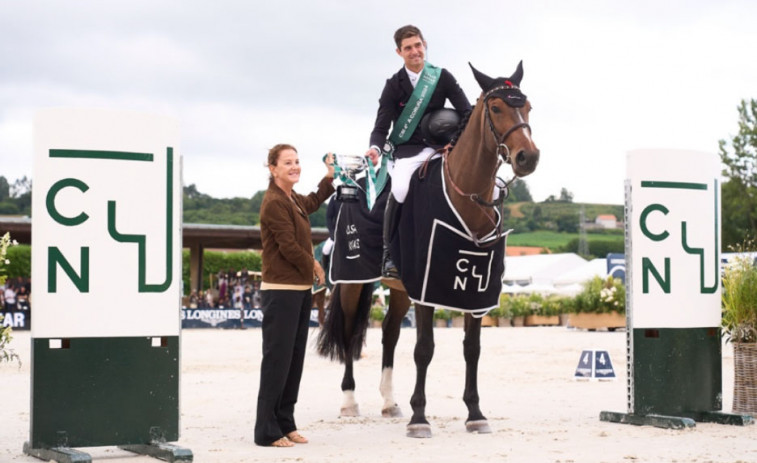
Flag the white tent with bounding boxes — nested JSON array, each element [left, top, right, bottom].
[[552, 258, 608, 288], [504, 253, 588, 287]]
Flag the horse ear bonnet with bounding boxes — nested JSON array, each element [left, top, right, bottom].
[[421, 108, 461, 146], [469, 61, 527, 108]]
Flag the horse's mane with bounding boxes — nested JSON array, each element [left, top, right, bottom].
[[447, 105, 474, 154]]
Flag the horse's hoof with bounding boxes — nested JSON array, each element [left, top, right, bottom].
[[406, 423, 432, 438], [340, 404, 360, 417], [466, 419, 492, 434], [381, 404, 403, 418]]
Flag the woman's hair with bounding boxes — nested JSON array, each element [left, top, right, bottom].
[[267, 143, 297, 180]]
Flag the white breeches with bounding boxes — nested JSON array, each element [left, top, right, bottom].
[[389, 147, 439, 203]]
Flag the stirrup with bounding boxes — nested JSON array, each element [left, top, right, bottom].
[[382, 258, 400, 279]]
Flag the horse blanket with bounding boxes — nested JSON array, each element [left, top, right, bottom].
[[329, 176, 390, 284], [391, 158, 510, 313]]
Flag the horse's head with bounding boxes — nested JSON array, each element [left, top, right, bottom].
[[469, 61, 540, 178]]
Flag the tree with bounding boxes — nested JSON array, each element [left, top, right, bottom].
[[0, 176, 9, 202], [559, 188, 574, 203], [506, 179, 533, 203], [719, 99, 757, 249]]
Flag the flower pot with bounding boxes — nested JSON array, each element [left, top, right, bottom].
[[481, 315, 497, 327], [511, 316, 525, 327], [568, 312, 626, 330], [450, 317, 464, 328], [733, 342, 757, 415], [524, 315, 560, 326], [435, 319, 449, 328], [497, 317, 512, 327]]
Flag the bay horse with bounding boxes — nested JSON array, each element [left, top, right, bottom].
[[318, 61, 539, 437]]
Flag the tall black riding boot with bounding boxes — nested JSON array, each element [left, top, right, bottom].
[[381, 194, 402, 279]]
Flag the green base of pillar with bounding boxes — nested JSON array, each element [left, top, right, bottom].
[[599, 411, 696, 429], [23, 441, 91, 463], [600, 410, 754, 429], [119, 442, 193, 462]]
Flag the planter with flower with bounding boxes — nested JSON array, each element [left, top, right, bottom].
[[721, 251, 757, 415], [370, 305, 385, 328], [568, 275, 626, 330], [433, 309, 451, 328], [504, 294, 531, 327], [1, 232, 20, 365], [524, 293, 561, 326]]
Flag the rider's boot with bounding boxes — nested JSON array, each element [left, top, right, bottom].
[[381, 194, 402, 279]]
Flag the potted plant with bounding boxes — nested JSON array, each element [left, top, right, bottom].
[[433, 309, 451, 328], [568, 276, 626, 330], [449, 309, 465, 328], [370, 305, 385, 328], [493, 295, 512, 327], [721, 251, 757, 415], [0, 232, 20, 365], [508, 294, 530, 327], [524, 293, 561, 326]]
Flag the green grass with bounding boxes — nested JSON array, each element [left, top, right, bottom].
[[507, 231, 577, 249], [507, 230, 624, 254]]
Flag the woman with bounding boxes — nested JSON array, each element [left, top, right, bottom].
[[255, 144, 334, 447]]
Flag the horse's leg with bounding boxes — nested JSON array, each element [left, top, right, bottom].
[[407, 303, 435, 438], [462, 313, 492, 433], [339, 283, 362, 417], [379, 288, 410, 417]]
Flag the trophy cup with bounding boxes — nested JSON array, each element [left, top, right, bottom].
[[334, 154, 369, 202]]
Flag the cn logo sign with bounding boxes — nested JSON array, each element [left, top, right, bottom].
[[453, 250, 492, 292], [638, 180, 719, 295], [45, 148, 175, 294]]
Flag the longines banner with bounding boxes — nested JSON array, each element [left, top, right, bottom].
[[626, 149, 721, 329], [32, 108, 182, 338]]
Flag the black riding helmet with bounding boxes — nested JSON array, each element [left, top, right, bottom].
[[420, 108, 461, 146]]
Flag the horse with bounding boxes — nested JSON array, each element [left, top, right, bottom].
[[318, 61, 539, 437]]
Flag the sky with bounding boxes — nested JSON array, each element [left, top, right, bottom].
[[1, 0, 756, 205]]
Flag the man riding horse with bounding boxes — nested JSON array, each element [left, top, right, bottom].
[[365, 24, 472, 279]]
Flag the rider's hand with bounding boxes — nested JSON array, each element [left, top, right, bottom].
[[366, 147, 380, 166]]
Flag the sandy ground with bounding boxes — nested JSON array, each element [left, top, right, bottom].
[[1, 326, 755, 463]]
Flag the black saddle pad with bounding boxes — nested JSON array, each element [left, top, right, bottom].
[[329, 177, 389, 284], [391, 158, 509, 313]]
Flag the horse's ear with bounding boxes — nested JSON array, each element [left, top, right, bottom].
[[469, 62, 495, 91], [509, 61, 524, 87]]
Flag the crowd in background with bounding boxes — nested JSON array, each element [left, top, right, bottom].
[[1, 276, 31, 311], [185, 268, 262, 310]]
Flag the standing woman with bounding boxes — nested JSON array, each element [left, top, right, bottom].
[[255, 144, 334, 447]]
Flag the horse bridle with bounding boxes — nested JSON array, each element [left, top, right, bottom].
[[439, 85, 532, 246], [482, 84, 532, 166], [444, 85, 531, 208]]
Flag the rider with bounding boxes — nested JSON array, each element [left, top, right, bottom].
[[366, 24, 471, 279]]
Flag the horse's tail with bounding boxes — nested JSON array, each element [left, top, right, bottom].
[[316, 283, 373, 363]]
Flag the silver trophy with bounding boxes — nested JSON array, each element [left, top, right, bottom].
[[335, 154, 369, 202]]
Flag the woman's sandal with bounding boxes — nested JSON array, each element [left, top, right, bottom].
[[270, 437, 294, 448], [286, 431, 309, 444]]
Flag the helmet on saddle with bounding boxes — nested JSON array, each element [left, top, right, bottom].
[[420, 108, 461, 146]]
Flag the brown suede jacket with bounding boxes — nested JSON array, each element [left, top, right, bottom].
[[260, 176, 334, 286]]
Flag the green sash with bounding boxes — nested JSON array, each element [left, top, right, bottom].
[[382, 62, 442, 158], [368, 62, 441, 209]]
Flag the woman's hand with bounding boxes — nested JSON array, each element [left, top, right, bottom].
[[365, 147, 380, 166], [325, 152, 335, 179], [313, 259, 326, 285]]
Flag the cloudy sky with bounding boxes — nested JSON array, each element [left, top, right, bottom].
[[1, 0, 755, 205]]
